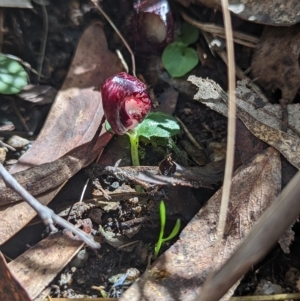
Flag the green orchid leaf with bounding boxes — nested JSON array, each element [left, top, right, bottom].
[[162, 42, 199, 77], [154, 200, 167, 258], [162, 218, 181, 242], [176, 22, 199, 45], [135, 112, 180, 139], [159, 200, 167, 233], [0, 54, 28, 94], [154, 201, 181, 258]]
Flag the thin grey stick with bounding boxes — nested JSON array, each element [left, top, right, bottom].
[[0, 163, 100, 249]]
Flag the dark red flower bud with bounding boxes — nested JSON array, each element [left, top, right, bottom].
[[125, 0, 174, 54], [101, 72, 152, 135]]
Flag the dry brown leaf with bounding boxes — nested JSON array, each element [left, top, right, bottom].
[[8, 233, 83, 300], [235, 119, 268, 164], [17, 85, 57, 105], [0, 252, 32, 301], [10, 21, 121, 174], [0, 130, 112, 205], [120, 147, 281, 301], [0, 21, 122, 244], [189, 77, 300, 136], [251, 24, 300, 103], [177, 0, 300, 26], [235, 80, 300, 136], [188, 76, 300, 170]]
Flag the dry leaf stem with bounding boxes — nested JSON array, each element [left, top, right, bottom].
[[216, 0, 236, 258], [194, 1, 237, 300], [0, 163, 100, 249]]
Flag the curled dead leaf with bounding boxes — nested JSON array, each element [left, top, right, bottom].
[[188, 76, 300, 170]]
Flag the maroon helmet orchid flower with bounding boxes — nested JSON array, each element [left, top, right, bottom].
[[101, 72, 152, 135]]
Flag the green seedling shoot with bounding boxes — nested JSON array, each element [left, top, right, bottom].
[[154, 200, 181, 258], [162, 22, 199, 78], [126, 111, 180, 166]]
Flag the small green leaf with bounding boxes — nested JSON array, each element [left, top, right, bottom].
[[162, 42, 199, 77], [154, 201, 181, 258], [0, 54, 27, 94], [159, 200, 167, 231], [162, 218, 181, 242], [135, 112, 180, 139], [154, 200, 167, 258], [176, 22, 199, 45]]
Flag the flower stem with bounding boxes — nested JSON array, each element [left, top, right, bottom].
[[128, 131, 140, 166]]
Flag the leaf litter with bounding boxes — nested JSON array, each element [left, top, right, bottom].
[[0, 21, 121, 299], [188, 76, 300, 169], [2, 1, 300, 300], [120, 147, 281, 301]]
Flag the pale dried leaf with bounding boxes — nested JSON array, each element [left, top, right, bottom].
[[190, 76, 300, 135], [8, 233, 83, 300], [17, 85, 57, 105], [235, 80, 300, 136], [188, 76, 300, 169]]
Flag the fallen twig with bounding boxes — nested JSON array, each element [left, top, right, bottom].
[[0, 163, 100, 249], [215, 0, 236, 264]]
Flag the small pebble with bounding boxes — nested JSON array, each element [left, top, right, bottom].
[[254, 279, 283, 295], [6, 135, 30, 149], [23, 142, 32, 150], [58, 272, 73, 286], [183, 108, 192, 115], [5, 159, 18, 165], [70, 249, 89, 268], [208, 141, 226, 162]]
